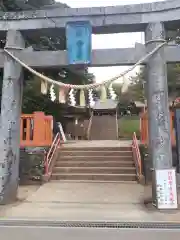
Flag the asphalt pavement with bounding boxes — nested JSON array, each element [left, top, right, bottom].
[[1, 225, 180, 240]]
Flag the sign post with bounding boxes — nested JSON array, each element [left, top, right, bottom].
[[66, 21, 92, 65], [155, 168, 178, 209]]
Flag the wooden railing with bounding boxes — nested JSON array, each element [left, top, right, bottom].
[[132, 132, 143, 180], [140, 111, 175, 145], [20, 112, 53, 147]]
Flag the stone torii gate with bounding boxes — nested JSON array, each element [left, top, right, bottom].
[[0, 0, 180, 204]]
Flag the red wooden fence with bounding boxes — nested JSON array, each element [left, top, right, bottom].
[[20, 112, 53, 147], [140, 111, 175, 146]]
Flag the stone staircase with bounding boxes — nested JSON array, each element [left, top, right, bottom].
[[51, 144, 137, 182], [90, 115, 118, 140]]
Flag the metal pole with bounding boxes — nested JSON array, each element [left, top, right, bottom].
[[0, 30, 25, 204]]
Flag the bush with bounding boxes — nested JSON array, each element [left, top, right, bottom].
[[19, 147, 49, 183]]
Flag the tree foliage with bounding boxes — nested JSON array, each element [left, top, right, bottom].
[[127, 63, 180, 103], [112, 71, 145, 106], [118, 30, 180, 104], [128, 68, 146, 102], [125, 63, 180, 104], [0, 0, 68, 11]]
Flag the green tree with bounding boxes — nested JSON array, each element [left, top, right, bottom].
[[127, 29, 180, 102], [128, 67, 145, 102], [112, 68, 145, 105], [167, 64, 180, 98], [126, 63, 180, 103]]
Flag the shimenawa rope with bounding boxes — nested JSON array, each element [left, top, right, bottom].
[[4, 39, 167, 90]]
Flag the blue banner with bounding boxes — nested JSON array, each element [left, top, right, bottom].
[[66, 21, 92, 65]]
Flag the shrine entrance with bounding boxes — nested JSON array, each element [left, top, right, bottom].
[[0, 0, 179, 209]]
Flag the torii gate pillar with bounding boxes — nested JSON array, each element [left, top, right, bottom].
[[0, 30, 24, 204], [145, 22, 173, 197]]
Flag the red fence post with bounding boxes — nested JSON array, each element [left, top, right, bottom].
[[140, 110, 175, 146], [33, 112, 46, 146]]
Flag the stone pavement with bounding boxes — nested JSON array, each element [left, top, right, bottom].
[[1, 181, 180, 222], [62, 140, 134, 148], [0, 185, 39, 216]]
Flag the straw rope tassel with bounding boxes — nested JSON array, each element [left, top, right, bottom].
[[100, 85, 107, 101], [50, 84, 56, 101], [69, 89, 76, 106], [108, 83, 117, 100], [121, 77, 129, 93], [79, 89, 86, 107], [41, 80, 48, 94], [59, 87, 66, 103]]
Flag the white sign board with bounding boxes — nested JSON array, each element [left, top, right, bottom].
[[155, 169, 178, 209]]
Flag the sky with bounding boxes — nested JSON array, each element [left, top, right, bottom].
[[56, 0, 165, 83]]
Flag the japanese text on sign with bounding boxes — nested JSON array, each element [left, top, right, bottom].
[[155, 169, 178, 209]]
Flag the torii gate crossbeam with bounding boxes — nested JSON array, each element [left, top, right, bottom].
[[0, 44, 179, 68]]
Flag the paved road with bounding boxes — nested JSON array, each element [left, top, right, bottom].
[[1, 226, 180, 240]]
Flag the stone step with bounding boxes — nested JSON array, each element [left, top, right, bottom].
[[56, 156, 133, 162], [55, 160, 135, 167], [57, 156, 133, 162], [59, 150, 132, 157], [51, 173, 137, 181], [90, 128, 117, 132], [53, 166, 136, 174], [51, 179, 137, 183], [90, 115, 118, 140], [60, 147, 132, 151], [89, 136, 117, 140]]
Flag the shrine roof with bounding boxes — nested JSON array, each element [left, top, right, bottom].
[[93, 99, 118, 110]]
